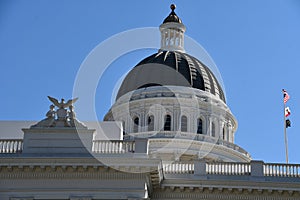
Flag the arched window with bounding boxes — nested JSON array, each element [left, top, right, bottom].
[[164, 115, 171, 131], [175, 37, 179, 46], [122, 121, 125, 135], [180, 35, 183, 47], [148, 115, 154, 131], [211, 122, 216, 137], [197, 118, 203, 134], [133, 117, 139, 133], [170, 38, 174, 45], [181, 115, 187, 132]]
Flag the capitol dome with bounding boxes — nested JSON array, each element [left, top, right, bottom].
[[104, 4, 251, 162], [116, 51, 226, 102]]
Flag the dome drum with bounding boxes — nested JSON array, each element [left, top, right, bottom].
[[104, 85, 247, 161], [106, 86, 235, 136]]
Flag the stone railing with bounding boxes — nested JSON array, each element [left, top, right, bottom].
[[92, 140, 135, 153], [163, 162, 194, 174], [0, 139, 23, 153], [0, 139, 142, 154], [1, 137, 299, 179], [206, 162, 251, 175], [264, 163, 300, 177], [162, 162, 251, 175], [162, 160, 300, 178]]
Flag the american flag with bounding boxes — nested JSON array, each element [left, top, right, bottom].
[[282, 89, 290, 104]]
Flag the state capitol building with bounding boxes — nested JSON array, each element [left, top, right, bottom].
[[0, 4, 300, 200]]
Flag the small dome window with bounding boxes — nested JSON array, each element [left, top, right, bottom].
[[164, 115, 172, 131], [211, 122, 216, 137], [148, 115, 154, 131], [133, 117, 139, 133], [181, 115, 187, 132], [122, 121, 126, 135], [197, 118, 203, 134]]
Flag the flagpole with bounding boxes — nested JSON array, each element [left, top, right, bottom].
[[284, 103, 289, 164]]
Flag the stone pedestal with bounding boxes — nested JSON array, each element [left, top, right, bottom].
[[22, 127, 95, 154]]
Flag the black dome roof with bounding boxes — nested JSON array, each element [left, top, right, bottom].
[[117, 51, 226, 102]]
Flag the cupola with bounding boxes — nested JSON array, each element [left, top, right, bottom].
[[159, 4, 186, 52]]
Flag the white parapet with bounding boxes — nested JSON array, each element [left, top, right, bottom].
[[22, 127, 95, 154], [92, 121, 123, 140]]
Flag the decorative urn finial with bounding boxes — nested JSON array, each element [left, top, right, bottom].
[[170, 4, 176, 12]]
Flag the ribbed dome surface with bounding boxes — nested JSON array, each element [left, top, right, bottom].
[[116, 51, 226, 102]]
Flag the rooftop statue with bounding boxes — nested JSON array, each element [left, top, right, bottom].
[[31, 104, 56, 127], [31, 96, 86, 128], [47, 96, 78, 109]]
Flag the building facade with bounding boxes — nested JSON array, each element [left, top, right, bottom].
[[1, 4, 300, 200]]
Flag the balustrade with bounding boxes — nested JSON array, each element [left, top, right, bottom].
[[92, 140, 135, 153], [163, 162, 194, 174], [0, 139, 23, 153], [1, 138, 300, 180], [206, 162, 251, 175], [264, 163, 300, 177]]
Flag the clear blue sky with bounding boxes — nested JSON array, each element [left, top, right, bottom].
[[1, 0, 300, 163]]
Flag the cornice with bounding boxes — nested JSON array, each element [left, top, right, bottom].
[[0, 157, 163, 187], [0, 157, 162, 172], [152, 190, 300, 200], [153, 183, 300, 199], [0, 165, 148, 180]]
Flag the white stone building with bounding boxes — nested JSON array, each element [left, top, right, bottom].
[[1, 4, 300, 200]]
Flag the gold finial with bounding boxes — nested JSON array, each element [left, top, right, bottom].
[[170, 4, 176, 11]]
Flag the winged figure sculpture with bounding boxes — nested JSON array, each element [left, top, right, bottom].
[[47, 96, 79, 109]]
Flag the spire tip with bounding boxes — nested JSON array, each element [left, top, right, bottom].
[[170, 4, 176, 11]]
